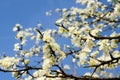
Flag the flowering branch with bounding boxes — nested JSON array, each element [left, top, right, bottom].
[[89, 31, 120, 40], [84, 56, 120, 68]]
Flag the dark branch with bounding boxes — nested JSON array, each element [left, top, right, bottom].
[[84, 56, 120, 68], [89, 31, 120, 40], [35, 28, 43, 39]]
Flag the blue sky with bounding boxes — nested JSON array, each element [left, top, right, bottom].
[[0, 0, 77, 54], [0, 0, 119, 80], [0, 0, 77, 79], [0, 0, 78, 55]]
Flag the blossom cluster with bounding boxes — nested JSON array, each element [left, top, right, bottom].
[[0, 0, 120, 79], [0, 57, 19, 69]]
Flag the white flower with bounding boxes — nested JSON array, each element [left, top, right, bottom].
[[25, 28, 32, 32], [50, 42, 60, 51], [46, 10, 52, 16], [25, 76, 32, 80], [91, 29, 101, 36], [12, 71, 18, 77], [16, 31, 24, 39], [43, 44, 51, 56], [76, 0, 88, 5], [77, 51, 88, 66], [68, 26, 75, 34], [37, 23, 42, 27], [71, 35, 81, 47], [98, 54, 111, 61], [43, 30, 54, 42], [13, 27, 18, 32], [31, 36, 36, 40], [33, 71, 39, 77], [42, 58, 55, 70], [36, 32, 41, 41], [114, 3, 120, 15], [84, 39, 94, 52], [110, 31, 118, 37], [84, 72, 99, 78], [63, 64, 70, 70], [88, 58, 100, 66], [97, 40, 111, 53], [91, 51, 99, 58], [62, 8, 67, 12], [72, 58, 76, 63], [14, 43, 20, 51], [56, 18, 63, 24], [0, 57, 19, 69], [112, 50, 120, 58], [25, 52, 32, 57], [36, 77, 46, 80], [58, 27, 66, 34], [111, 40, 118, 48], [107, 0, 112, 2], [21, 39, 27, 45], [84, 72, 91, 76], [55, 8, 61, 12], [15, 24, 21, 27], [24, 59, 30, 65], [87, 0, 95, 8], [58, 51, 66, 60], [93, 73, 99, 78], [13, 24, 23, 31]]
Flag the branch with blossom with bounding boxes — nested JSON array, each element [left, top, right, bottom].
[[0, 0, 120, 80]]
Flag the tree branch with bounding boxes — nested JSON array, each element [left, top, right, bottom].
[[84, 56, 120, 68], [89, 31, 120, 40]]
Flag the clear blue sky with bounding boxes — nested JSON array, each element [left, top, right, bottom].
[[0, 0, 119, 80], [0, 0, 77, 80]]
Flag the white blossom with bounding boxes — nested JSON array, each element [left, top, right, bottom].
[[84, 72, 91, 76], [91, 51, 99, 58], [114, 3, 120, 15], [107, 0, 112, 2], [1, 0, 120, 79], [0, 57, 19, 69], [62, 8, 67, 12], [25, 76, 32, 80], [13, 24, 23, 31], [13, 26, 18, 32], [46, 10, 52, 16], [55, 8, 61, 12], [63, 64, 70, 70], [42, 58, 55, 70], [37, 23, 42, 28], [14, 43, 20, 51], [77, 51, 88, 66], [72, 58, 76, 63], [36, 77, 46, 80], [43, 30, 54, 42], [56, 18, 63, 24], [24, 59, 30, 65]]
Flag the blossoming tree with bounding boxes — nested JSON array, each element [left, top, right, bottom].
[[0, 0, 120, 80]]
